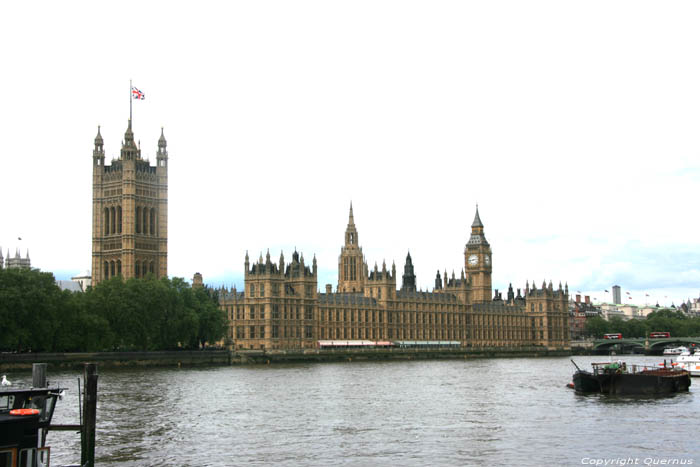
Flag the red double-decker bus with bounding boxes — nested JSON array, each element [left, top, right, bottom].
[[603, 333, 622, 339], [649, 331, 670, 338]]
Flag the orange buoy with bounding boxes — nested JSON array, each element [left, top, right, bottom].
[[9, 408, 40, 416]]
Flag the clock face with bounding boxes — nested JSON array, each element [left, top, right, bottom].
[[485, 255, 490, 266], [468, 254, 478, 266]]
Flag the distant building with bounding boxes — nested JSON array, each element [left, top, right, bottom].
[[569, 295, 600, 339], [4, 248, 31, 269], [71, 272, 92, 292], [686, 296, 700, 317], [56, 280, 83, 292], [192, 272, 204, 289], [612, 285, 621, 305]]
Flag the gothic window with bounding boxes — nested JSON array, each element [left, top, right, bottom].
[[135, 261, 140, 278], [250, 284, 255, 296], [110, 207, 116, 234], [150, 209, 156, 235], [249, 326, 256, 339], [104, 261, 109, 279], [260, 326, 266, 338], [272, 326, 279, 338], [304, 326, 312, 338], [250, 306, 255, 320], [104, 208, 110, 236], [150, 261, 155, 275], [136, 207, 141, 234], [110, 261, 115, 277], [143, 208, 148, 236], [260, 284, 265, 297], [260, 306, 265, 319], [304, 306, 313, 320], [117, 260, 122, 276], [117, 206, 122, 233]]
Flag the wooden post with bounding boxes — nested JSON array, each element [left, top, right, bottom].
[[81, 363, 98, 467], [33, 363, 48, 446], [32, 363, 47, 388]]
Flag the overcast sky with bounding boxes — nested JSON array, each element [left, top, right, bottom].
[[2, 1, 699, 307]]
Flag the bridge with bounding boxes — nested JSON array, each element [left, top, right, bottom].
[[592, 337, 700, 352]]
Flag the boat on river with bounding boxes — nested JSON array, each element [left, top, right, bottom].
[[663, 346, 688, 356], [571, 360, 691, 395], [675, 348, 700, 376], [0, 385, 65, 466]]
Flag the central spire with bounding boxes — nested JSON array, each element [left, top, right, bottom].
[[344, 201, 359, 247], [472, 204, 483, 228]]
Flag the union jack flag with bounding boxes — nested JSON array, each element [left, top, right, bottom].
[[131, 86, 145, 100]]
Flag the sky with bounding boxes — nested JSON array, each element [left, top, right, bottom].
[[1, 1, 699, 307]]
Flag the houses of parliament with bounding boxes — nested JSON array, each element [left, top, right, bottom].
[[90, 121, 569, 351], [218, 205, 570, 351]]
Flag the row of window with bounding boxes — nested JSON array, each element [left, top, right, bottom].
[[232, 325, 567, 343], [342, 256, 359, 281], [103, 259, 156, 280], [236, 325, 313, 339], [103, 206, 157, 236], [248, 283, 315, 297]]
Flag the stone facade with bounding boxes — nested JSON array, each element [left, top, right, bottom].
[[219, 205, 570, 351], [3, 248, 31, 269], [91, 122, 168, 286]]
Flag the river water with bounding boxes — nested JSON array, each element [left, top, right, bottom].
[[14, 356, 699, 466]]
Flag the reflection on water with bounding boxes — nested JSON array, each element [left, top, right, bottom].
[[10, 356, 698, 466]]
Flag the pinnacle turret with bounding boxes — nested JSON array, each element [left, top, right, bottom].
[[157, 127, 168, 158], [471, 204, 483, 228]]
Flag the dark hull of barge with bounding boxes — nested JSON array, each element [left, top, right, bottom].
[[573, 369, 691, 395]]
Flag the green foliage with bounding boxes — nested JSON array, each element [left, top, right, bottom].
[[584, 316, 610, 338], [0, 268, 227, 352], [584, 308, 700, 339]]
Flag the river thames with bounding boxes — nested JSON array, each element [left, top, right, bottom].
[[21, 356, 699, 466]]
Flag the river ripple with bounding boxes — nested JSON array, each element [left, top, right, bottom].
[[11, 355, 698, 466]]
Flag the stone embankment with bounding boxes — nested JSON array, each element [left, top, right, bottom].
[[0, 347, 571, 370]]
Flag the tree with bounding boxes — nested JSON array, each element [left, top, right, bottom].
[[584, 316, 609, 338], [0, 268, 64, 352]]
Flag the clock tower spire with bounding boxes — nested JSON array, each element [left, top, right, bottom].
[[465, 205, 492, 303]]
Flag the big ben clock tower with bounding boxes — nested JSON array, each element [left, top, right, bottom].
[[465, 205, 492, 303]]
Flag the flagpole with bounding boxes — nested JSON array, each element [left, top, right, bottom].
[[129, 79, 132, 124]]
